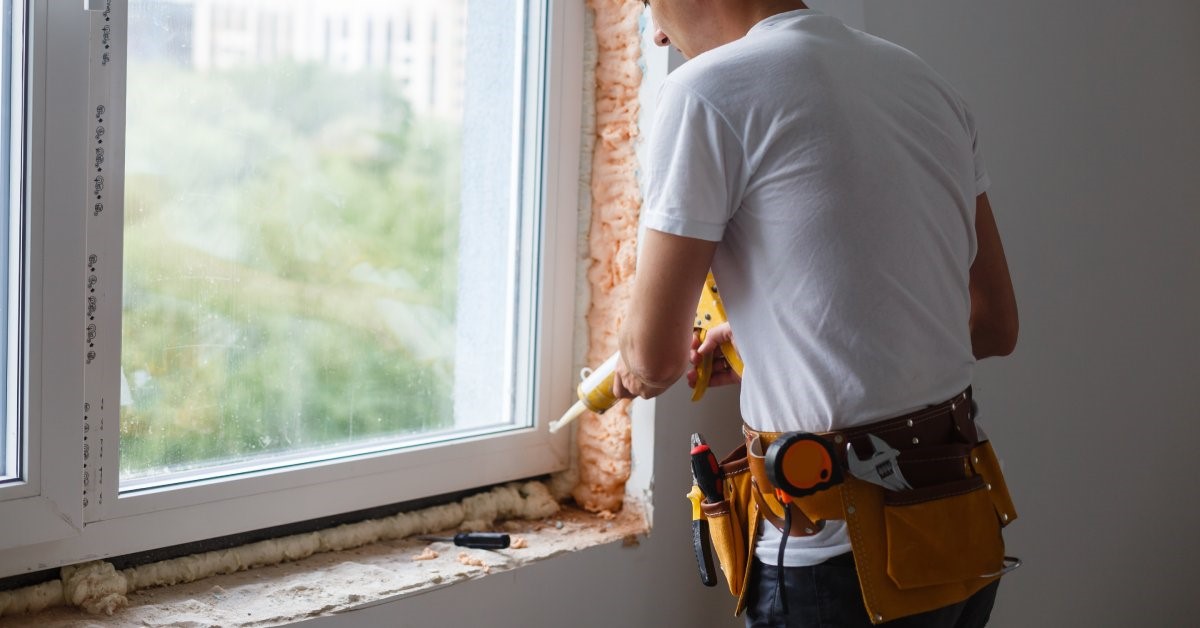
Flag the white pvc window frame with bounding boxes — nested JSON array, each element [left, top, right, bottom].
[[0, 0, 582, 577], [0, 0, 17, 486], [0, 0, 88, 553]]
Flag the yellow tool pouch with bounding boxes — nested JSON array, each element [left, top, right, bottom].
[[882, 475, 999, 589], [873, 439, 1016, 593], [840, 472, 1007, 623], [692, 444, 758, 602], [694, 392, 1020, 623]]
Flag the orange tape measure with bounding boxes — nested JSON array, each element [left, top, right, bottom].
[[765, 432, 843, 499]]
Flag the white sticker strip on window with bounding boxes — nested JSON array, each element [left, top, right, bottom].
[[83, 0, 122, 522]]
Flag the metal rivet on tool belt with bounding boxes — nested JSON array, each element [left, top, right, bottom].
[[906, 419, 914, 427], [973, 456, 980, 465], [805, 528, 814, 534], [952, 403, 957, 412], [846, 506, 856, 515], [875, 615, 884, 622], [911, 437, 920, 445], [834, 435, 844, 444], [987, 483, 993, 490], [1002, 513, 1009, 522]]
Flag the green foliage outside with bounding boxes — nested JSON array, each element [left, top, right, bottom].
[[120, 61, 461, 480]]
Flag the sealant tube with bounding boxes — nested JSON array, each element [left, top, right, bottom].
[[548, 352, 620, 433]]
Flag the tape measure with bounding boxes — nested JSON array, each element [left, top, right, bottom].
[[765, 432, 843, 499]]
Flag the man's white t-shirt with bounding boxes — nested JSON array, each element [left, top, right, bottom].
[[641, 10, 990, 566]]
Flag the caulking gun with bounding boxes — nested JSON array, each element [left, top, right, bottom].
[[548, 272, 743, 434]]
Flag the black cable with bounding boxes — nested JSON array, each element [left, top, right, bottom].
[[776, 503, 791, 616]]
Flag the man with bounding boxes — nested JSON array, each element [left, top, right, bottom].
[[613, 1, 1018, 627]]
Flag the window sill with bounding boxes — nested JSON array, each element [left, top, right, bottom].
[[2, 503, 648, 627]]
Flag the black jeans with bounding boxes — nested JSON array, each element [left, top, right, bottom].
[[743, 554, 1000, 628]]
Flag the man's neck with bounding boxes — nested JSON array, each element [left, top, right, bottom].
[[724, 1, 810, 43]]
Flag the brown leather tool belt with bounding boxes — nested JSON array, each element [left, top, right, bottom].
[[704, 387, 1016, 622], [744, 388, 977, 536]]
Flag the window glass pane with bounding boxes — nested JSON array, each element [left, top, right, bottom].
[[121, 0, 519, 484], [1, 0, 17, 484]]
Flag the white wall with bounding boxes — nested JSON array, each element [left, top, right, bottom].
[[860, 1, 1200, 626], [306, 1, 1200, 626]]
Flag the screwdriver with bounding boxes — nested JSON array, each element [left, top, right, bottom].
[[417, 532, 511, 550]]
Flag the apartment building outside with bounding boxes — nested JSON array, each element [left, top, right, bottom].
[[131, 0, 466, 118]]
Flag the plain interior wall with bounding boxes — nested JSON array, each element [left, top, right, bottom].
[[303, 1, 1200, 626], [861, 1, 1200, 626]]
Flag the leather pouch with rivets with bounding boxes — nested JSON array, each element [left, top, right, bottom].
[[881, 475, 1005, 589], [968, 440, 1018, 527], [691, 444, 759, 607]]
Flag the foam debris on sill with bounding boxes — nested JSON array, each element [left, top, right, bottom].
[[0, 481, 646, 626]]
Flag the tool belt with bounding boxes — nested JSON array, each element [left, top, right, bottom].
[[689, 388, 1019, 623]]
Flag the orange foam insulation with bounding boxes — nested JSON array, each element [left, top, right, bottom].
[[572, 0, 645, 513]]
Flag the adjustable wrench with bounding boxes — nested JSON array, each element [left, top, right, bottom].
[[846, 434, 912, 492]]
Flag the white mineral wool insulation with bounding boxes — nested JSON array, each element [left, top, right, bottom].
[[0, 481, 558, 618]]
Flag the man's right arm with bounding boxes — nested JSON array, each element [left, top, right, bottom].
[[969, 192, 1019, 358]]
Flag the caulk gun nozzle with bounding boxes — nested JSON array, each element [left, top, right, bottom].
[[548, 400, 587, 434]]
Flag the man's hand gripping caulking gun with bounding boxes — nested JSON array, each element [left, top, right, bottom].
[[546, 272, 744, 588], [548, 272, 743, 434], [688, 272, 744, 399]]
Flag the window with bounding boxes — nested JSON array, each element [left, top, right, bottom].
[[0, 0, 18, 487], [121, 0, 477, 489], [0, 0, 581, 575]]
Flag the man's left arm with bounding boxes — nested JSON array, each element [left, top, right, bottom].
[[614, 229, 718, 399]]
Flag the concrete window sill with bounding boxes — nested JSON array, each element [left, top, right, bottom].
[[4, 505, 648, 627]]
